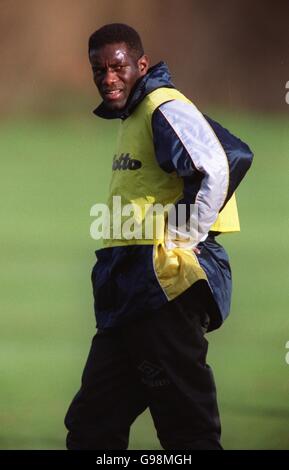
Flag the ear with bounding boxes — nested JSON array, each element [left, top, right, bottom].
[[138, 55, 149, 75]]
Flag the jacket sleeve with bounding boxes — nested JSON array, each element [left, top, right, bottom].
[[152, 100, 253, 248]]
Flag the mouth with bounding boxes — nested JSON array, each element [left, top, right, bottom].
[[103, 89, 124, 102]]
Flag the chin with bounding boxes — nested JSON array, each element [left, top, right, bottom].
[[104, 98, 127, 111], [108, 103, 126, 111]]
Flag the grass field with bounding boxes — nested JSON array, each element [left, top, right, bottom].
[[0, 110, 288, 449]]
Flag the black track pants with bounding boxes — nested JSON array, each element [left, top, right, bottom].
[[64, 287, 222, 450]]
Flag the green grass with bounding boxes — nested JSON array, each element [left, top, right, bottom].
[[0, 110, 288, 449]]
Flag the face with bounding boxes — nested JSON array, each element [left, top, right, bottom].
[[89, 42, 149, 110]]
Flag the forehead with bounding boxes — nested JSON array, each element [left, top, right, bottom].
[[89, 42, 133, 65]]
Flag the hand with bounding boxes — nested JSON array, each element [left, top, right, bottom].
[[192, 247, 201, 255]]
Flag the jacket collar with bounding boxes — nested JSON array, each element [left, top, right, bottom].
[[93, 61, 175, 120]]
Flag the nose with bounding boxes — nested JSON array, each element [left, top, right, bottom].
[[101, 68, 117, 87]]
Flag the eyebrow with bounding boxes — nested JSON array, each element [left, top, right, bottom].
[[91, 59, 129, 70]]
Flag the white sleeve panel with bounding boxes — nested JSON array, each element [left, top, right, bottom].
[[159, 100, 229, 247]]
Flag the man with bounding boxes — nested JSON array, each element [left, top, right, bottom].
[[65, 23, 253, 450]]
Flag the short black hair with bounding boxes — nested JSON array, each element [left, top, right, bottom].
[[88, 23, 144, 59]]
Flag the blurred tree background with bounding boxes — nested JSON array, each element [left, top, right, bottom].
[[0, 0, 289, 450], [0, 0, 288, 114]]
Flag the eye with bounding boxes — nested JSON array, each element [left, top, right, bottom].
[[110, 65, 124, 73], [92, 66, 105, 76]]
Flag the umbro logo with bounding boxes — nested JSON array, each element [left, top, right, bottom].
[[112, 153, 142, 171], [137, 360, 163, 379], [137, 360, 171, 388]]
